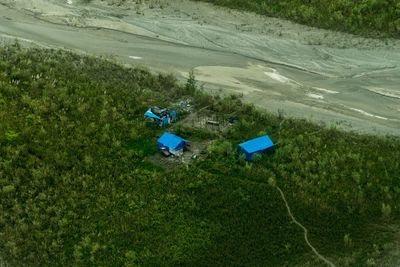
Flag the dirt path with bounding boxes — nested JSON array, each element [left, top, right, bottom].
[[0, 0, 399, 135], [277, 187, 336, 267]]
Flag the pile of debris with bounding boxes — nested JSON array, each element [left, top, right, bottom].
[[144, 106, 177, 127], [176, 99, 194, 113]]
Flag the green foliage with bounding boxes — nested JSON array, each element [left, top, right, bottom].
[[2, 185, 15, 194], [0, 44, 399, 266], [4, 131, 19, 142], [185, 70, 197, 95], [367, 257, 377, 266], [382, 203, 392, 218], [207, 140, 234, 156], [267, 176, 276, 187], [192, 0, 400, 38], [344, 234, 353, 247]]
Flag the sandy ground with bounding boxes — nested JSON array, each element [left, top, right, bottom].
[[0, 0, 399, 135]]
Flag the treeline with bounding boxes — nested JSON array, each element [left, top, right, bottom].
[[193, 0, 400, 38], [0, 43, 400, 266]]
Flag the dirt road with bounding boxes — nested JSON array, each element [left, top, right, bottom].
[[1, 0, 399, 135]]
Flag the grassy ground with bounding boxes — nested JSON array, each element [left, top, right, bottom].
[[0, 43, 399, 266], [191, 0, 400, 38]]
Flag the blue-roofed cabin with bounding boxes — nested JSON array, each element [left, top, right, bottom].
[[238, 135, 274, 161], [157, 132, 187, 157]]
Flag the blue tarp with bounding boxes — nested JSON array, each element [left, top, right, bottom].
[[238, 135, 274, 160], [144, 110, 161, 120], [169, 110, 177, 120], [162, 117, 170, 127], [157, 132, 186, 151]]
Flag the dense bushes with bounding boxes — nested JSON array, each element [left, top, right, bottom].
[[0, 44, 400, 266], [193, 0, 400, 38]]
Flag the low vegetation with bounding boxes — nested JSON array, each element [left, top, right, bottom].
[[87, 0, 400, 38], [0, 43, 400, 266], [192, 0, 400, 38]]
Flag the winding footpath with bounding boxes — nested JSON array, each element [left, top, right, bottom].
[[277, 187, 336, 267]]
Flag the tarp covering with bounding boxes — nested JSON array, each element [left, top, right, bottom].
[[157, 132, 186, 151], [169, 110, 177, 120], [238, 135, 274, 160], [162, 117, 170, 127], [144, 110, 161, 120]]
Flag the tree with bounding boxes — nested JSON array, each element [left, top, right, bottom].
[[185, 70, 197, 94]]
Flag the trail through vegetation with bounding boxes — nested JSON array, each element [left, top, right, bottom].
[[277, 186, 336, 267]]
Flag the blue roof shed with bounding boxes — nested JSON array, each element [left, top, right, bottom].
[[238, 135, 274, 160], [157, 132, 187, 151]]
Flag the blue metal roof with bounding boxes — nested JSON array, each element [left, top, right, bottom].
[[144, 110, 161, 120], [239, 135, 274, 154], [157, 132, 186, 150]]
